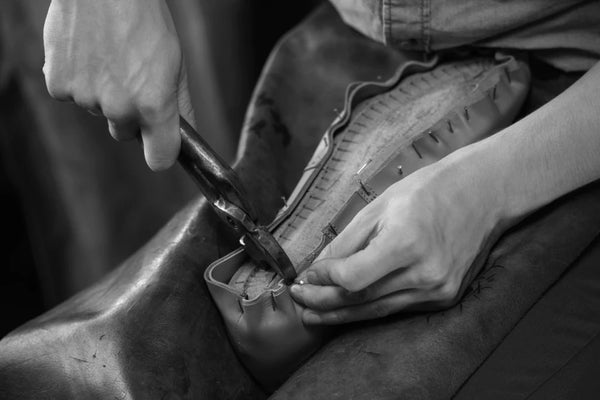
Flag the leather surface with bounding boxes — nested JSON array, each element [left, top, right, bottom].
[[1, 4, 600, 400], [271, 180, 600, 400], [0, 5, 405, 398], [453, 63, 598, 399], [455, 231, 600, 400], [0, 201, 266, 399]]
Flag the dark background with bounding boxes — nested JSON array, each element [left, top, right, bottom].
[[0, 0, 319, 337]]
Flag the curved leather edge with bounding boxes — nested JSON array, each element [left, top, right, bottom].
[[268, 55, 439, 230], [205, 249, 324, 390]]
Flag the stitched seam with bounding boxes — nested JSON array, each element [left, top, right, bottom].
[[420, 0, 431, 53], [420, 0, 424, 50], [382, 0, 391, 46], [425, 0, 431, 52]]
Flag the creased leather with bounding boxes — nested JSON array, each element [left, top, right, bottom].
[[2, 4, 598, 400], [0, 5, 416, 399], [205, 10, 531, 391]]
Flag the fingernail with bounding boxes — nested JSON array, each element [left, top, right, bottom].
[[290, 284, 302, 296], [303, 310, 321, 325], [306, 270, 317, 284]]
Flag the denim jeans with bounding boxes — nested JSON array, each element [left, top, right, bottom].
[[330, 0, 600, 71]]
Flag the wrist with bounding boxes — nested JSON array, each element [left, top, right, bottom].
[[432, 139, 513, 231]]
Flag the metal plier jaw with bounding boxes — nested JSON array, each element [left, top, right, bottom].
[[178, 117, 297, 284]]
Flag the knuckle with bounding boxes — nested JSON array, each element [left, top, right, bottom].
[[136, 95, 170, 122], [301, 296, 319, 309], [346, 287, 371, 303], [302, 291, 329, 310], [333, 267, 362, 292], [44, 75, 70, 101], [401, 229, 426, 260], [437, 283, 460, 304], [108, 122, 136, 142], [102, 100, 136, 123], [418, 262, 447, 286], [321, 297, 341, 310], [312, 299, 330, 310], [402, 236, 420, 259], [73, 94, 98, 110], [325, 311, 344, 324], [371, 302, 391, 318]]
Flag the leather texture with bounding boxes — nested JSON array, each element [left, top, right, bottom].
[[0, 5, 411, 399], [205, 16, 531, 390], [2, 4, 600, 400], [271, 180, 600, 400]]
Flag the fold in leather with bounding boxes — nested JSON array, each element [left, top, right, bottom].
[[205, 46, 530, 388]]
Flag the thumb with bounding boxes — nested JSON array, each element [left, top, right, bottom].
[[140, 99, 180, 171], [297, 218, 378, 289], [139, 63, 191, 171], [300, 257, 345, 287], [177, 63, 196, 130], [315, 208, 379, 263]]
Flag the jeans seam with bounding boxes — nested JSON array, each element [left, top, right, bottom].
[[382, 0, 391, 46], [420, 0, 431, 52]]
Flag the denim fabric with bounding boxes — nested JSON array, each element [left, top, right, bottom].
[[329, 0, 600, 72]]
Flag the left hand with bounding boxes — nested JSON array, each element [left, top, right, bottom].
[[290, 154, 503, 325]]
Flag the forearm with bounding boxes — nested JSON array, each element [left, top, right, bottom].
[[445, 61, 600, 226]]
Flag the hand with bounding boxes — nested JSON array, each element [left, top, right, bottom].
[[43, 0, 194, 170], [290, 155, 503, 325]]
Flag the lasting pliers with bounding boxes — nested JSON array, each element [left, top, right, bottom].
[[178, 117, 297, 284]]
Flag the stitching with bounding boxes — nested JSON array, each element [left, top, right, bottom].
[[382, 0, 390, 46], [420, 0, 431, 53], [420, 0, 424, 50]]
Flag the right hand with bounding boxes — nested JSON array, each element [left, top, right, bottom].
[[43, 0, 194, 170]]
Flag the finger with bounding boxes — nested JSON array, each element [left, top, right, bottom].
[[300, 247, 381, 291], [177, 63, 196, 129], [139, 100, 180, 171], [302, 233, 417, 292], [295, 212, 379, 286], [73, 95, 100, 115], [314, 208, 379, 262], [43, 63, 73, 102], [365, 261, 450, 299], [87, 108, 103, 117], [291, 263, 436, 311], [301, 289, 427, 325], [107, 119, 139, 142], [290, 283, 373, 311]]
